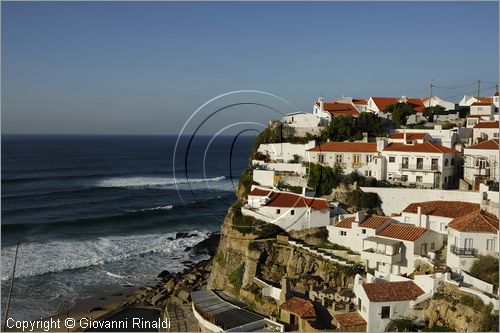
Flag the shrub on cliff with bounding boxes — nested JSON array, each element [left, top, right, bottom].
[[307, 163, 343, 196], [469, 255, 499, 288], [228, 263, 245, 292]]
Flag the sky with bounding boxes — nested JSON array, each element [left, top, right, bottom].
[[2, 1, 499, 135]]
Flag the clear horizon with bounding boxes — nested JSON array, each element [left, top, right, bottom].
[[2, 2, 499, 135]]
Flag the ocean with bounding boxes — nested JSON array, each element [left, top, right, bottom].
[[1, 134, 254, 321]]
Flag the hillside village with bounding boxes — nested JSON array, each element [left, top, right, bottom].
[[165, 90, 500, 332]]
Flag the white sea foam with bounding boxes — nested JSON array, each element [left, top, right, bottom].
[[1, 231, 209, 281], [140, 205, 173, 211], [95, 176, 227, 188]]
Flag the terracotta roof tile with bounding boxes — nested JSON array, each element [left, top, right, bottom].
[[316, 102, 360, 117], [473, 121, 499, 129], [334, 312, 366, 327], [265, 192, 329, 210], [466, 139, 499, 150], [336, 217, 356, 229], [249, 187, 273, 196], [466, 115, 483, 118], [471, 102, 494, 106], [371, 97, 425, 112], [448, 209, 499, 233], [383, 142, 457, 153], [477, 97, 493, 103], [377, 223, 428, 241], [389, 132, 429, 140], [279, 297, 316, 319], [308, 142, 377, 153], [362, 281, 425, 302], [403, 201, 480, 218], [352, 99, 368, 105], [360, 215, 391, 229]]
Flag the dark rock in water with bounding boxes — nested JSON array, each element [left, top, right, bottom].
[[175, 232, 189, 239], [187, 234, 197, 238], [158, 270, 172, 279], [182, 260, 193, 265], [184, 246, 192, 252], [192, 232, 221, 256], [167, 237, 174, 241], [90, 307, 104, 312]]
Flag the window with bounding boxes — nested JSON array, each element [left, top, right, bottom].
[[276, 209, 281, 214], [476, 159, 489, 169], [431, 158, 439, 170], [464, 238, 473, 249], [336, 154, 343, 165], [366, 155, 373, 163], [389, 156, 396, 163], [401, 175, 408, 182], [444, 159, 449, 166], [362, 229, 366, 234], [365, 170, 372, 177], [358, 298, 362, 310], [404, 216, 410, 223], [291, 210, 295, 216], [402, 157, 409, 169], [353, 154, 362, 165], [495, 133, 499, 138], [487, 239, 496, 251], [340, 231, 347, 236], [431, 242, 435, 250], [451, 158, 455, 166], [381, 306, 391, 319], [416, 158, 424, 169], [318, 154, 325, 163], [416, 176, 423, 182]]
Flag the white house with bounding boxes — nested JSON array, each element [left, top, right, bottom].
[[459, 95, 494, 107], [388, 132, 431, 144], [472, 121, 499, 143], [243, 186, 331, 231], [281, 112, 325, 137], [256, 141, 316, 163], [397, 201, 480, 237], [361, 223, 444, 275], [307, 141, 379, 178], [381, 141, 458, 189], [463, 139, 500, 189], [353, 276, 425, 332], [422, 96, 455, 111], [312, 97, 360, 120], [447, 209, 499, 272], [470, 102, 496, 117], [327, 213, 393, 253], [332, 97, 369, 113], [393, 125, 461, 149]]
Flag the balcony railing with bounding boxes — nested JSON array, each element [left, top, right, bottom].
[[450, 245, 478, 257], [399, 164, 440, 173]]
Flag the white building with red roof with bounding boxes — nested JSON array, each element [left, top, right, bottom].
[[388, 132, 431, 144], [367, 96, 425, 114], [422, 95, 455, 110], [392, 125, 462, 149], [312, 97, 361, 120], [463, 139, 499, 189], [380, 140, 458, 189], [447, 209, 499, 272], [243, 185, 332, 231], [472, 121, 499, 143], [307, 141, 379, 178], [397, 201, 480, 237]]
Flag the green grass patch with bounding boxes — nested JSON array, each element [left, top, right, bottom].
[[214, 251, 226, 268], [228, 263, 245, 293]]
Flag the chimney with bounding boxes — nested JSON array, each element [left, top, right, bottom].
[[417, 206, 422, 227], [362, 132, 368, 142], [377, 138, 388, 152], [404, 132, 407, 141], [302, 186, 306, 196], [319, 97, 324, 111], [401, 95, 408, 103]]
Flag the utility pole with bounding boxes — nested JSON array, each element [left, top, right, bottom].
[[3, 242, 20, 331], [428, 79, 434, 107], [477, 80, 481, 98]]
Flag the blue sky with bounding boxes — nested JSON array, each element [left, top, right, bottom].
[[2, 2, 499, 134]]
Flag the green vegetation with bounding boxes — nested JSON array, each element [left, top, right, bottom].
[[288, 154, 301, 163], [324, 113, 387, 142], [306, 162, 343, 196], [469, 255, 499, 288], [248, 283, 264, 304], [422, 325, 455, 332], [423, 105, 446, 122], [231, 207, 284, 237], [387, 319, 417, 332], [345, 189, 380, 211], [214, 251, 226, 268], [348, 172, 377, 187], [228, 263, 245, 292], [382, 102, 415, 126], [238, 173, 254, 198]]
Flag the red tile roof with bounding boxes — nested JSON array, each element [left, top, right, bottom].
[[383, 142, 457, 153], [334, 312, 367, 328], [473, 121, 499, 129], [362, 281, 425, 302], [308, 142, 377, 153], [466, 115, 483, 118], [360, 215, 391, 229], [249, 187, 273, 196], [389, 132, 429, 140], [371, 97, 425, 112], [471, 102, 493, 106], [352, 99, 368, 105], [265, 191, 329, 210], [402, 201, 480, 219], [466, 139, 499, 150], [336, 217, 356, 229], [477, 97, 493, 103], [377, 223, 428, 241], [316, 102, 360, 117], [279, 297, 317, 319], [448, 209, 499, 233]]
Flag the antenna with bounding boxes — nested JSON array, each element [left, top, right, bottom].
[[428, 79, 434, 107], [477, 80, 481, 98]]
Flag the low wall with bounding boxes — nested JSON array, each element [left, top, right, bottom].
[[461, 271, 494, 294], [360, 187, 482, 215]]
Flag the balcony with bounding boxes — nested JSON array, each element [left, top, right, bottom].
[[399, 163, 440, 173], [362, 248, 402, 264], [450, 245, 478, 257]]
